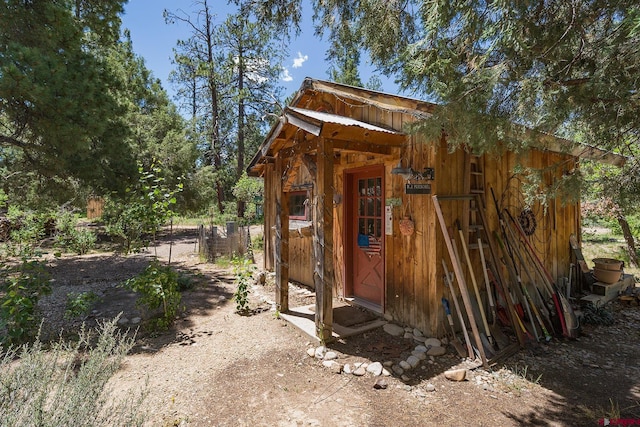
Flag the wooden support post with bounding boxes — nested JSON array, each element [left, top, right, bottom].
[[314, 138, 334, 342], [275, 156, 289, 312]]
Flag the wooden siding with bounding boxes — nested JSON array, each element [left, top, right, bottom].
[[260, 87, 581, 337]]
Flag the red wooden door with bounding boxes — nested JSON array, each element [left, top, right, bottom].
[[346, 167, 384, 308]]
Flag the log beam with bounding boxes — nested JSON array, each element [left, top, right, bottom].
[[314, 137, 334, 342], [275, 155, 289, 312]]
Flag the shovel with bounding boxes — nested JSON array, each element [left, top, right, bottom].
[[442, 297, 467, 358]]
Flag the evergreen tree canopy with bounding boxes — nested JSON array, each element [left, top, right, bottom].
[[0, 0, 135, 195], [260, 1, 639, 157]]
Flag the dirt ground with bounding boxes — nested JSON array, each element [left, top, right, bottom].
[[38, 226, 640, 426]]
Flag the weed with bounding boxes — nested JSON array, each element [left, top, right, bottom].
[[0, 259, 51, 346], [0, 317, 148, 426], [582, 303, 615, 326], [512, 364, 542, 384], [54, 211, 97, 255], [65, 291, 101, 320], [232, 256, 256, 314], [125, 260, 181, 330]]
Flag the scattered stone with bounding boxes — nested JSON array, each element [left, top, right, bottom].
[[343, 364, 352, 374], [382, 368, 391, 376], [383, 360, 394, 367], [404, 332, 414, 339], [407, 355, 421, 368], [413, 335, 426, 343], [322, 361, 342, 374], [427, 346, 446, 356], [412, 351, 427, 361], [424, 338, 442, 348], [444, 369, 467, 381], [130, 317, 141, 325], [401, 375, 411, 382], [399, 360, 411, 370], [353, 366, 366, 376], [306, 348, 316, 358], [414, 389, 427, 398], [314, 346, 327, 359], [324, 351, 338, 361], [373, 378, 388, 389], [426, 383, 436, 392], [117, 317, 129, 326], [383, 323, 405, 337], [413, 328, 424, 337], [415, 345, 428, 353], [392, 365, 404, 375], [367, 362, 384, 376]]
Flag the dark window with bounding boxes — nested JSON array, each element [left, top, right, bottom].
[[289, 191, 308, 220]]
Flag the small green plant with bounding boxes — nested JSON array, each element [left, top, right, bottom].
[[232, 256, 256, 314], [582, 303, 615, 326], [511, 364, 542, 384], [125, 260, 181, 330], [0, 259, 51, 346], [4, 207, 48, 258], [54, 211, 97, 255], [65, 291, 101, 320], [103, 162, 182, 254], [251, 234, 264, 251], [0, 317, 148, 426]]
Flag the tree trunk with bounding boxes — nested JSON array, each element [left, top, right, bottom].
[[616, 213, 639, 267]]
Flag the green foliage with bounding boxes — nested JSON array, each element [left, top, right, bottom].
[[103, 162, 182, 254], [125, 260, 181, 330], [0, 259, 51, 346], [0, 317, 147, 427], [582, 303, 615, 326], [3, 207, 50, 258], [54, 211, 97, 255], [232, 256, 256, 313], [0, 0, 136, 194], [251, 234, 264, 251], [65, 291, 101, 320]]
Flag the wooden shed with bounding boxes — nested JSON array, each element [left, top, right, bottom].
[[247, 78, 625, 346]]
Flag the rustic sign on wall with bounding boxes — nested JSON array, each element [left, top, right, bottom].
[[405, 183, 432, 194]]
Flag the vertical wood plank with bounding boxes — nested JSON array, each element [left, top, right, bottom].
[[275, 156, 289, 312], [314, 138, 334, 342]]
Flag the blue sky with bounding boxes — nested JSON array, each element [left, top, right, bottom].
[[120, 1, 399, 103]]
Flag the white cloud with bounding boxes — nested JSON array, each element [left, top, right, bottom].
[[292, 52, 308, 69], [281, 68, 293, 82]]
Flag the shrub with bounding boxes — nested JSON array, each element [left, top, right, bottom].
[[102, 162, 181, 254], [0, 317, 147, 426], [54, 211, 96, 255], [124, 260, 181, 330], [232, 256, 255, 314], [0, 259, 51, 346]]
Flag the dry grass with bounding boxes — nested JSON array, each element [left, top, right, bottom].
[[581, 227, 640, 280]]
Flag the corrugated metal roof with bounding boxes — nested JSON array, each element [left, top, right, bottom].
[[287, 107, 402, 135]]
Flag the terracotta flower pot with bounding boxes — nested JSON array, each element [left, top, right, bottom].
[[399, 216, 415, 236], [593, 267, 622, 284], [592, 258, 624, 271]]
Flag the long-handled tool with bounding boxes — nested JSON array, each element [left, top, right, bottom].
[[442, 259, 474, 359], [456, 221, 495, 350], [505, 208, 577, 338], [502, 220, 553, 341], [478, 238, 511, 349], [442, 297, 467, 358], [434, 195, 488, 367]]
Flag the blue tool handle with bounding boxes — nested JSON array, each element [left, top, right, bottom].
[[441, 297, 451, 316]]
